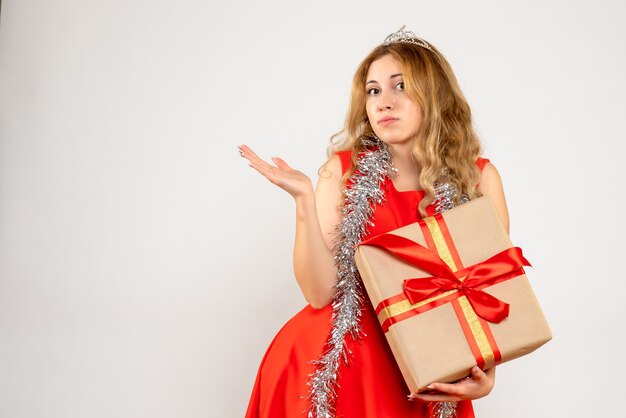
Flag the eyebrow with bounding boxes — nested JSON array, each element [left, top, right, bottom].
[[366, 73, 403, 85]]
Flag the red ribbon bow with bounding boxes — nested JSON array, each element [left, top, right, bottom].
[[360, 234, 532, 323]]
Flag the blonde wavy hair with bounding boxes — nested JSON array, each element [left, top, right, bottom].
[[327, 40, 484, 218]]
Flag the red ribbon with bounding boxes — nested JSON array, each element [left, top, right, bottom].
[[359, 233, 532, 323]]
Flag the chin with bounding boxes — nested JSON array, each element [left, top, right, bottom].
[[378, 135, 413, 146]]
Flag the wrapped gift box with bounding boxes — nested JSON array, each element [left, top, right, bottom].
[[354, 195, 552, 392]]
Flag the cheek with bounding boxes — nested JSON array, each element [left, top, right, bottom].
[[365, 101, 376, 120], [410, 105, 422, 128]]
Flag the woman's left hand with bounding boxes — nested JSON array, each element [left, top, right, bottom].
[[409, 366, 495, 402]]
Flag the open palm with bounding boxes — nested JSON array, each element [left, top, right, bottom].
[[238, 144, 313, 199]]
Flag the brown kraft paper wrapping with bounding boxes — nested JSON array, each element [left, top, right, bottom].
[[354, 195, 552, 392]]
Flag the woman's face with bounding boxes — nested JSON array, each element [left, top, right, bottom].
[[365, 54, 422, 147]]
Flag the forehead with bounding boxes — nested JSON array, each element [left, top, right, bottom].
[[366, 54, 402, 80]]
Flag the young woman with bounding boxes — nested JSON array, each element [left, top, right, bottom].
[[239, 26, 509, 418]]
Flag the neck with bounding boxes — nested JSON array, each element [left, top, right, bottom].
[[387, 142, 416, 168]]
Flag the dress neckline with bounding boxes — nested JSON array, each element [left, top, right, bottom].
[[387, 177, 426, 196]]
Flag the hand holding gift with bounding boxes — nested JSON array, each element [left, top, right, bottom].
[[408, 366, 495, 402]]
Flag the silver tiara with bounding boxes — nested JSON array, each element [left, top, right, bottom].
[[382, 25, 434, 52]]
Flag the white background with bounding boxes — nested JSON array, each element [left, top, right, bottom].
[[1, 0, 625, 417]]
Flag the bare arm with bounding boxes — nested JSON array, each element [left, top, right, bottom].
[[292, 155, 344, 308], [238, 145, 343, 308]]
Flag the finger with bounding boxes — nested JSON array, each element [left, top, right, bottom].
[[238, 145, 275, 170], [237, 144, 250, 157], [271, 157, 293, 171], [239, 145, 268, 164], [248, 160, 281, 182], [470, 366, 486, 381], [424, 382, 463, 396], [239, 146, 272, 168]]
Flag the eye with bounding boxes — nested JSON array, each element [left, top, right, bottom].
[[395, 82, 405, 90], [367, 87, 380, 96]]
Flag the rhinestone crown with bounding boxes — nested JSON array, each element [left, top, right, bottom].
[[382, 25, 434, 52]]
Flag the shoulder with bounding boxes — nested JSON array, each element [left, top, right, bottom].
[[474, 157, 509, 233], [315, 153, 345, 213], [317, 153, 344, 183], [321, 153, 343, 173], [473, 156, 499, 184], [475, 158, 502, 193], [318, 149, 353, 179]]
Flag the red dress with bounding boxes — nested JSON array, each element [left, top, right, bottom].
[[245, 150, 491, 418]]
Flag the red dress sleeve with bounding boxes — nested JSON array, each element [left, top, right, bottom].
[[335, 150, 353, 176], [475, 157, 491, 173]]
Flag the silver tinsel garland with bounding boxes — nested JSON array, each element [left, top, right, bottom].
[[433, 167, 469, 214], [306, 137, 396, 418], [306, 137, 468, 418], [432, 399, 459, 418]]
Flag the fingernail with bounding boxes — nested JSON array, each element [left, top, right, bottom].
[[473, 366, 479, 373], [427, 384, 435, 389]]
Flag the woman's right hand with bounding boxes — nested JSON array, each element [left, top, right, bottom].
[[239, 144, 345, 308], [238, 144, 314, 200]]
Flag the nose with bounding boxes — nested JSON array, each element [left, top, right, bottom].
[[377, 90, 394, 111]]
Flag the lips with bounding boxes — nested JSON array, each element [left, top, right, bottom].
[[378, 117, 398, 125]]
